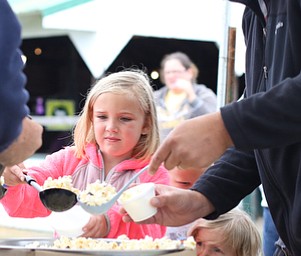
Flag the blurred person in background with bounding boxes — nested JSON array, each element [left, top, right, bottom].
[[154, 51, 217, 142]]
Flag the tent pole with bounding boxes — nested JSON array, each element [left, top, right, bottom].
[[216, 0, 230, 109]]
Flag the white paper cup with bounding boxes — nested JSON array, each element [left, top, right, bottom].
[[47, 205, 91, 237], [118, 182, 157, 221]]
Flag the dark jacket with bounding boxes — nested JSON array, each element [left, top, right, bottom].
[[193, 0, 301, 254], [0, 0, 29, 152]]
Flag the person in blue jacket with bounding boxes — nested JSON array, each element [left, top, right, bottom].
[[0, 1, 42, 167], [122, 1, 301, 255]]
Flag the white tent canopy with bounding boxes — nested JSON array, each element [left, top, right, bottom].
[[12, 0, 246, 79]]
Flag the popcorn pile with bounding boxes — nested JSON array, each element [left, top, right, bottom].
[[42, 176, 118, 207], [26, 235, 196, 251], [78, 180, 117, 206], [42, 175, 79, 194]]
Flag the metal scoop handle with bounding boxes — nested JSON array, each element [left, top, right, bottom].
[[24, 174, 42, 192], [78, 165, 149, 215]]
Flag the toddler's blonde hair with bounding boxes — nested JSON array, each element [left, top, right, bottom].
[[188, 208, 262, 256]]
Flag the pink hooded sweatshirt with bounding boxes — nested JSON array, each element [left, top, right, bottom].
[[1, 143, 169, 239]]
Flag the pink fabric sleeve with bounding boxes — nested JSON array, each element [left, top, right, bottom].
[[0, 148, 78, 218], [1, 183, 51, 218]]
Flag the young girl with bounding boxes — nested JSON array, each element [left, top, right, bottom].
[[1, 70, 169, 239], [188, 208, 262, 256]]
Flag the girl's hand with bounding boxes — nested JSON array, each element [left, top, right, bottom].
[[2, 163, 26, 186], [81, 215, 108, 238]]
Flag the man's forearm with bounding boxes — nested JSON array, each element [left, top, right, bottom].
[[0, 117, 43, 166]]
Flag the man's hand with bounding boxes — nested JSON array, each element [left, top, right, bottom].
[[120, 184, 215, 227], [149, 112, 233, 174], [0, 117, 43, 166]]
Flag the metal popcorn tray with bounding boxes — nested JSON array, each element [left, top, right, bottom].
[[0, 238, 186, 256]]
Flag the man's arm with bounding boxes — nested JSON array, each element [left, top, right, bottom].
[[0, 117, 42, 166]]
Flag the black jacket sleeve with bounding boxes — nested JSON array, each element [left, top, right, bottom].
[[192, 147, 261, 219], [221, 75, 301, 151]]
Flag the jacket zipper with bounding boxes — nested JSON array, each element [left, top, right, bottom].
[[256, 0, 297, 253], [263, 27, 268, 80], [263, 65, 268, 79]]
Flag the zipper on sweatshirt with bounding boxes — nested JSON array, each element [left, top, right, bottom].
[[259, 5, 268, 92], [260, 0, 268, 83], [263, 65, 268, 79], [256, 29, 268, 93], [263, 25, 268, 80], [263, 32, 268, 82]]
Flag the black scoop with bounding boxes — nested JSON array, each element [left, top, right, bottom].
[[25, 175, 77, 212]]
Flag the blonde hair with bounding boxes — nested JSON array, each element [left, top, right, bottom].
[[73, 69, 160, 160], [188, 208, 262, 256]]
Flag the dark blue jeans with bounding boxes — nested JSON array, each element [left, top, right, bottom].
[[263, 207, 279, 256]]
